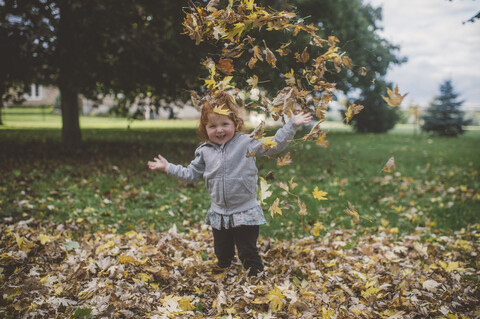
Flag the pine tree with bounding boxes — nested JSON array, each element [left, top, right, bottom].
[[421, 80, 470, 136]]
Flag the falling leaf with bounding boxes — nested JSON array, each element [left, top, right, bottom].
[[312, 187, 328, 201], [213, 105, 231, 115], [217, 76, 233, 90], [216, 58, 234, 75], [302, 121, 323, 141], [276, 41, 291, 56], [288, 177, 298, 190], [316, 131, 329, 148], [248, 57, 258, 69], [261, 137, 278, 150], [225, 22, 245, 41], [212, 25, 227, 39], [328, 35, 340, 47], [276, 152, 292, 167], [259, 176, 272, 204], [312, 222, 326, 236], [344, 201, 360, 223], [344, 103, 364, 124], [269, 198, 282, 218], [252, 45, 263, 61], [382, 156, 395, 173], [382, 85, 408, 107], [250, 120, 265, 140], [263, 41, 277, 68], [298, 198, 308, 215], [246, 147, 259, 157], [295, 47, 310, 64], [246, 74, 259, 89], [243, 0, 254, 11]]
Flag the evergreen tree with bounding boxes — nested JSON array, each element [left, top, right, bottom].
[[421, 80, 470, 137]]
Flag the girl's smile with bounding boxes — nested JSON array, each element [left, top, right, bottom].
[[206, 113, 236, 145]]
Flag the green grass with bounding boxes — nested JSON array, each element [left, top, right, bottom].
[[2, 107, 479, 239]]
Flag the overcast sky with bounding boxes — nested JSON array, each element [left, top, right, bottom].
[[366, 0, 480, 110]]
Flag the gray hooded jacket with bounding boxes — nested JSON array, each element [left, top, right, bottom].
[[167, 120, 299, 215]]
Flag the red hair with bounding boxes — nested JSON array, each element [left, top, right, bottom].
[[196, 91, 246, 143]]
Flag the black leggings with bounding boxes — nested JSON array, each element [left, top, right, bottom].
[[212, 225, 264, 276]]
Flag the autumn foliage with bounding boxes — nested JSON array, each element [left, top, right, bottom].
[[183, 0, 364, 142], [1, 218, 479, 317]]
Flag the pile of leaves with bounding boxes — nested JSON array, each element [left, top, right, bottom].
[[2, 218, 479, 318]]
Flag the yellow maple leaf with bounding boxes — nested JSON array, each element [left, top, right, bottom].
[[382, 84, 408, 107], [178, 296, 196, 311], [243, 0, 254, 11], [312, 221, 326, 236], [344, 103, 364, 124], [138, 272, 151, 283], [261, 136, 278, 150], [265, 285, 285, 313], [439, 260, 461, 272], [39, 234, 53, 245], [268, 198, 282, 218], [225, 22, 245, 41], [276, 152, 292, 167], [361, 285, 380, 299], [344, 201, 360, 223], [312, 187, 328, 200], [382, 156, 395, 173], [322, 46, 339, 60], [204, 75, 217, 89], [213, 105, 231, 115]]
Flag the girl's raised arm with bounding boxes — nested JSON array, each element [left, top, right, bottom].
[[148, 154, 170, 173]]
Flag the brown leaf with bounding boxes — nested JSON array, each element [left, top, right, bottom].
[[216, 58, 234, 75]]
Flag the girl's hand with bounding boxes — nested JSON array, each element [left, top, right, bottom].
[[148, 154, 170, 173], [290, 111, 313, 126]]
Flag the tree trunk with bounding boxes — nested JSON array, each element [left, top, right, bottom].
[[58, 0, 82, 146], [59, 84, 81, 146], [0, 87, 4, 126]]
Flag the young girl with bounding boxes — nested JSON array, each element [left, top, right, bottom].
[[148, 91, 312, 276]]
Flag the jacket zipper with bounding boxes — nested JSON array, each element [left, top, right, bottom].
[[221, 145, 228, 211]]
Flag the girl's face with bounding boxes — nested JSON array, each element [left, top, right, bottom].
[[206, 113, 235, 145]]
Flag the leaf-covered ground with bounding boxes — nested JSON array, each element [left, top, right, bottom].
[[1, 218, 479, 318]]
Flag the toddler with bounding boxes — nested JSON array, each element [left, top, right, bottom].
[[148, 91, 312, 276]]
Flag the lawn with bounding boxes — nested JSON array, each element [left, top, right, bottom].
[[1, 107, 479, 318], [1, 107, 479, 238]]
